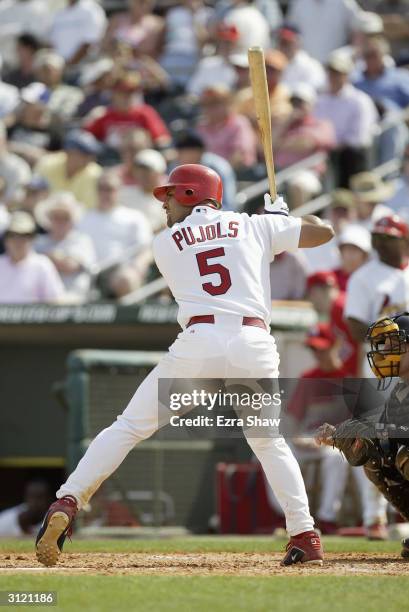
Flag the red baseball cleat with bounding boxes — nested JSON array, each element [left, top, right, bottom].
[[281, 530, 324, 566], [35, 496, 78, 567]]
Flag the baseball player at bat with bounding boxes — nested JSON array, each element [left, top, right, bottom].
[[36, 164, 334, 567], [315, 312, 409, 557]]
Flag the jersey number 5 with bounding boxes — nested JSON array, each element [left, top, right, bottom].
[[196, 248, 232, 296]]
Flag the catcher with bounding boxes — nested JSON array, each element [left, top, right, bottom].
[[315, 312, 409, 557]]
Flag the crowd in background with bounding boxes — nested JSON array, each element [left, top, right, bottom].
[[0, 0, 407, 306]]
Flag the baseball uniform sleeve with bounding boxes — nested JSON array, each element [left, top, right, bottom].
[[251, 214, 302, 260], [344, 270, 371, 324]]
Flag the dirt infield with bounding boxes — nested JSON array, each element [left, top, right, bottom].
[[2, 552, 409, 576]]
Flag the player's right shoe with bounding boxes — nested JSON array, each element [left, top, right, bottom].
[[281, 530, 324, 566], [35, 496, 78, 567]]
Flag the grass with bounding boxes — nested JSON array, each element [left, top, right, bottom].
[[0, 575, 408, 612], [1, 537, 408, 612]]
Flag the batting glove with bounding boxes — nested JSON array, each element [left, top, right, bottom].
[[264, 194, 289, 216]]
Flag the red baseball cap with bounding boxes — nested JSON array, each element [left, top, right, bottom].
[[372, 215, 409, 239], [305, 323, 336, 351], [307, 271, 338, 290]]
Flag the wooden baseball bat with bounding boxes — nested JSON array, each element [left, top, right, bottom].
[[248, 46, 277, 200]]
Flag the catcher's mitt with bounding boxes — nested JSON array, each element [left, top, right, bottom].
[[315, 418, 378, 466]]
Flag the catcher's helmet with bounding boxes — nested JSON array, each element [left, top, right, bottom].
[[366, 312, 409, 387], [153, 164, 223, 209]]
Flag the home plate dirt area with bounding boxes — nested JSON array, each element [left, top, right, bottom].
[[2, 551, 409, 576]]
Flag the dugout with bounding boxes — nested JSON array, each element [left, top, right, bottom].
[[0, 300, 316, 528]]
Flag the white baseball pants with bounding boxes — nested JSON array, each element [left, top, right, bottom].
[[57, 316, 314, 536]]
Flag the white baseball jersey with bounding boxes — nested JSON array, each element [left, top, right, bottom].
[[153, 206, 301, 328], [345, 259, 409, 324]]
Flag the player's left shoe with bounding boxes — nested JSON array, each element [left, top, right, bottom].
[[35, 496, 78, 567], [281, 530, 324, 566]]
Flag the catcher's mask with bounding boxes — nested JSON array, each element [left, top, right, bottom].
[[366, 312, 409, 389]]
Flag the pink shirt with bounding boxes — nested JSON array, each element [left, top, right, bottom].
[[0, 252, 65, 303], [197, 114, 257, 167]]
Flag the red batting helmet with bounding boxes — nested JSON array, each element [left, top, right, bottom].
[[372, 215, 409, 239], [153, 164, 223, 209]]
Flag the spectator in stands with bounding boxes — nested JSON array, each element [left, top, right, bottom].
[[213, 0, 282, 35], [386, 141, 409, 220], [35, 130, 102, 209], [0, 121, 31, 203], [0, 78, 19, 120], [314, 51, 378, 188], [278, 24, 326, 93], [270, 251, 308, 301], [349, 172, 394, 230], [0, 480, 53, 537], [119, 149, 167, 233], [330, 227, 371, 379], [79, 170, 153, 298], [159, 0, 213, 90], [332, 224, 372, 291], [33, 50, 84, 123], [8, 83, 63, 164], [3, 33, 42, 89], [354, 36, 409, 162], [187, 22, 240, 96], [18, 175, 50, 221], [49, 0, 107, 66], [287, 0, 362, 63], [0, 211, 65, 303], [229, 53, 250, 91], [173, 130, 237, 211], [103, 0, 164, 59], [358, 0, 409, 62], [85, 72, 171, 152], [0, 1, 51, 68], [196, 85, 257, 170], [345, 214, 409, 346], [235, 49, 291, 127], [76, 58, 114, 119], [114, 128, 153, 187], [219, 0, 271, 52], [326, 189, 359, 234], [306, 271, 339, 317], [274, 84, 336, 207], [337, 11, 385, 74], [35, 192, 96, 302]]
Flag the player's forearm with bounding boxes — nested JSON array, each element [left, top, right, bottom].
[[298, 216, 334, 248]]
